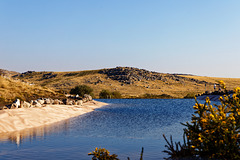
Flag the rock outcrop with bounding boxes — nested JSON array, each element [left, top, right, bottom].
[[99, 67, 212, 85], [42, 72, 57, 79]]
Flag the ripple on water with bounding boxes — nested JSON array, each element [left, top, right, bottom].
[[0, 99, 195, 160]]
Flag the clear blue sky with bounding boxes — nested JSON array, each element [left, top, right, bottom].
[[1, 0, 240, 77]]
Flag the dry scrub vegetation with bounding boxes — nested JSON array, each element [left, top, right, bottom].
[[181, 75, 240, 91], [13, 67, 240, 99], [1, 67, 240, 104], [0, 76, 62, 105]]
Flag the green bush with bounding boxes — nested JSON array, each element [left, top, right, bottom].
[[99, 90, 122, 99], [70, 85, 93, 97]]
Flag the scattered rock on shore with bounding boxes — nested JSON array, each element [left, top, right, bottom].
[[82, 94, 92, 102], [0, 94, 92, 110], [21, 101, 31, 108]]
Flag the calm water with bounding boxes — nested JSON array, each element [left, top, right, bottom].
[[0, 99, 199, 160]]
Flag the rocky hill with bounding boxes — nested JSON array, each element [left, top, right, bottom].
[[99, 67, 212, 85], [9, 67, 240, 99]]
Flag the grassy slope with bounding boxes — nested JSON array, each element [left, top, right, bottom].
[[0, 76, 63, 105], [14, 69, 240, 99], [180, 75, 240, 90]]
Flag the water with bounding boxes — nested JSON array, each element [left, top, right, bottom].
[[0, 99, 198, 160]]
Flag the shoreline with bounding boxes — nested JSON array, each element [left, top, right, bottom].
[[0, 100, 108, 134]]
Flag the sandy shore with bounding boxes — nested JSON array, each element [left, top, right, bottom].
[[0, 100, 108, 134]]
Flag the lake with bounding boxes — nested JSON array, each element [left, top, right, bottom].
[[0, 99, 200, 160]]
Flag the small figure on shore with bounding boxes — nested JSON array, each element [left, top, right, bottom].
[[214, 83, 216, 91]]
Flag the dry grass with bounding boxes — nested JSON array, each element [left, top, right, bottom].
[[181, 75, 240, 91], [13, 70, 240, 99], [0, 76, 63, 105]]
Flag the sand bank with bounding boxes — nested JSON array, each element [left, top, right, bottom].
[[0, 100, 108, 134]]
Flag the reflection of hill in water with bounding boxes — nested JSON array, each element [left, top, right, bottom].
[[0, 120, 70, 146]]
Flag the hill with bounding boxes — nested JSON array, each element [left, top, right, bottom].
[[0, 74, 64, 106], [0, 69, 19, 77], [11, 67, 240, 99]]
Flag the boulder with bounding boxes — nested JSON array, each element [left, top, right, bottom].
[[62, 99, 67, 105], [13, 99, 21, 108], [62, 99, 68, 105], [30, 100, 33, 105], [62, 99, 74, 105], [22, 101, 31, 108], [82, 98, 87, 103], [32, 100, 38, 105], [58, 100, 63, 104], [10, 99, 21, 109], [34, 102, 42, 107], [68, 100, 74, 105], [83, 94, 92, 102], [44, 98, 51, 104], [37, 99, 45, 105], [53, 99, 62, 105], [76, 100, 83, 106], [50, 99, 54, 104], [29, 100, 40, 107], [10, 103, 18, 109], [14, 99, 21, 107], [53, 99, 58, 105]]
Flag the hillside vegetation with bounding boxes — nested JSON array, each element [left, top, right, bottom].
[[0, 75, 63, 106], [11, 67, 240, 99]]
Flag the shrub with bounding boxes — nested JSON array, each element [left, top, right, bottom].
[[88, 147, 144, 160], [164, 81, 240, 159], [163, 134, 194, 159], [99, 90, 122, 99], [184, 93, 195, 99], [99, 90, 111, 99], [70, 85, 93, 97], [88, 147, 119, 160], [142, 93, 173, 99], [111, 91, 122, 99]]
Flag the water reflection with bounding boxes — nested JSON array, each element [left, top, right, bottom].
[[0, 99, 195, 160], [0, 120, 70, 146]]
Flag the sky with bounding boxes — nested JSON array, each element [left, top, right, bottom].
[[0, 0, 240, 78]]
